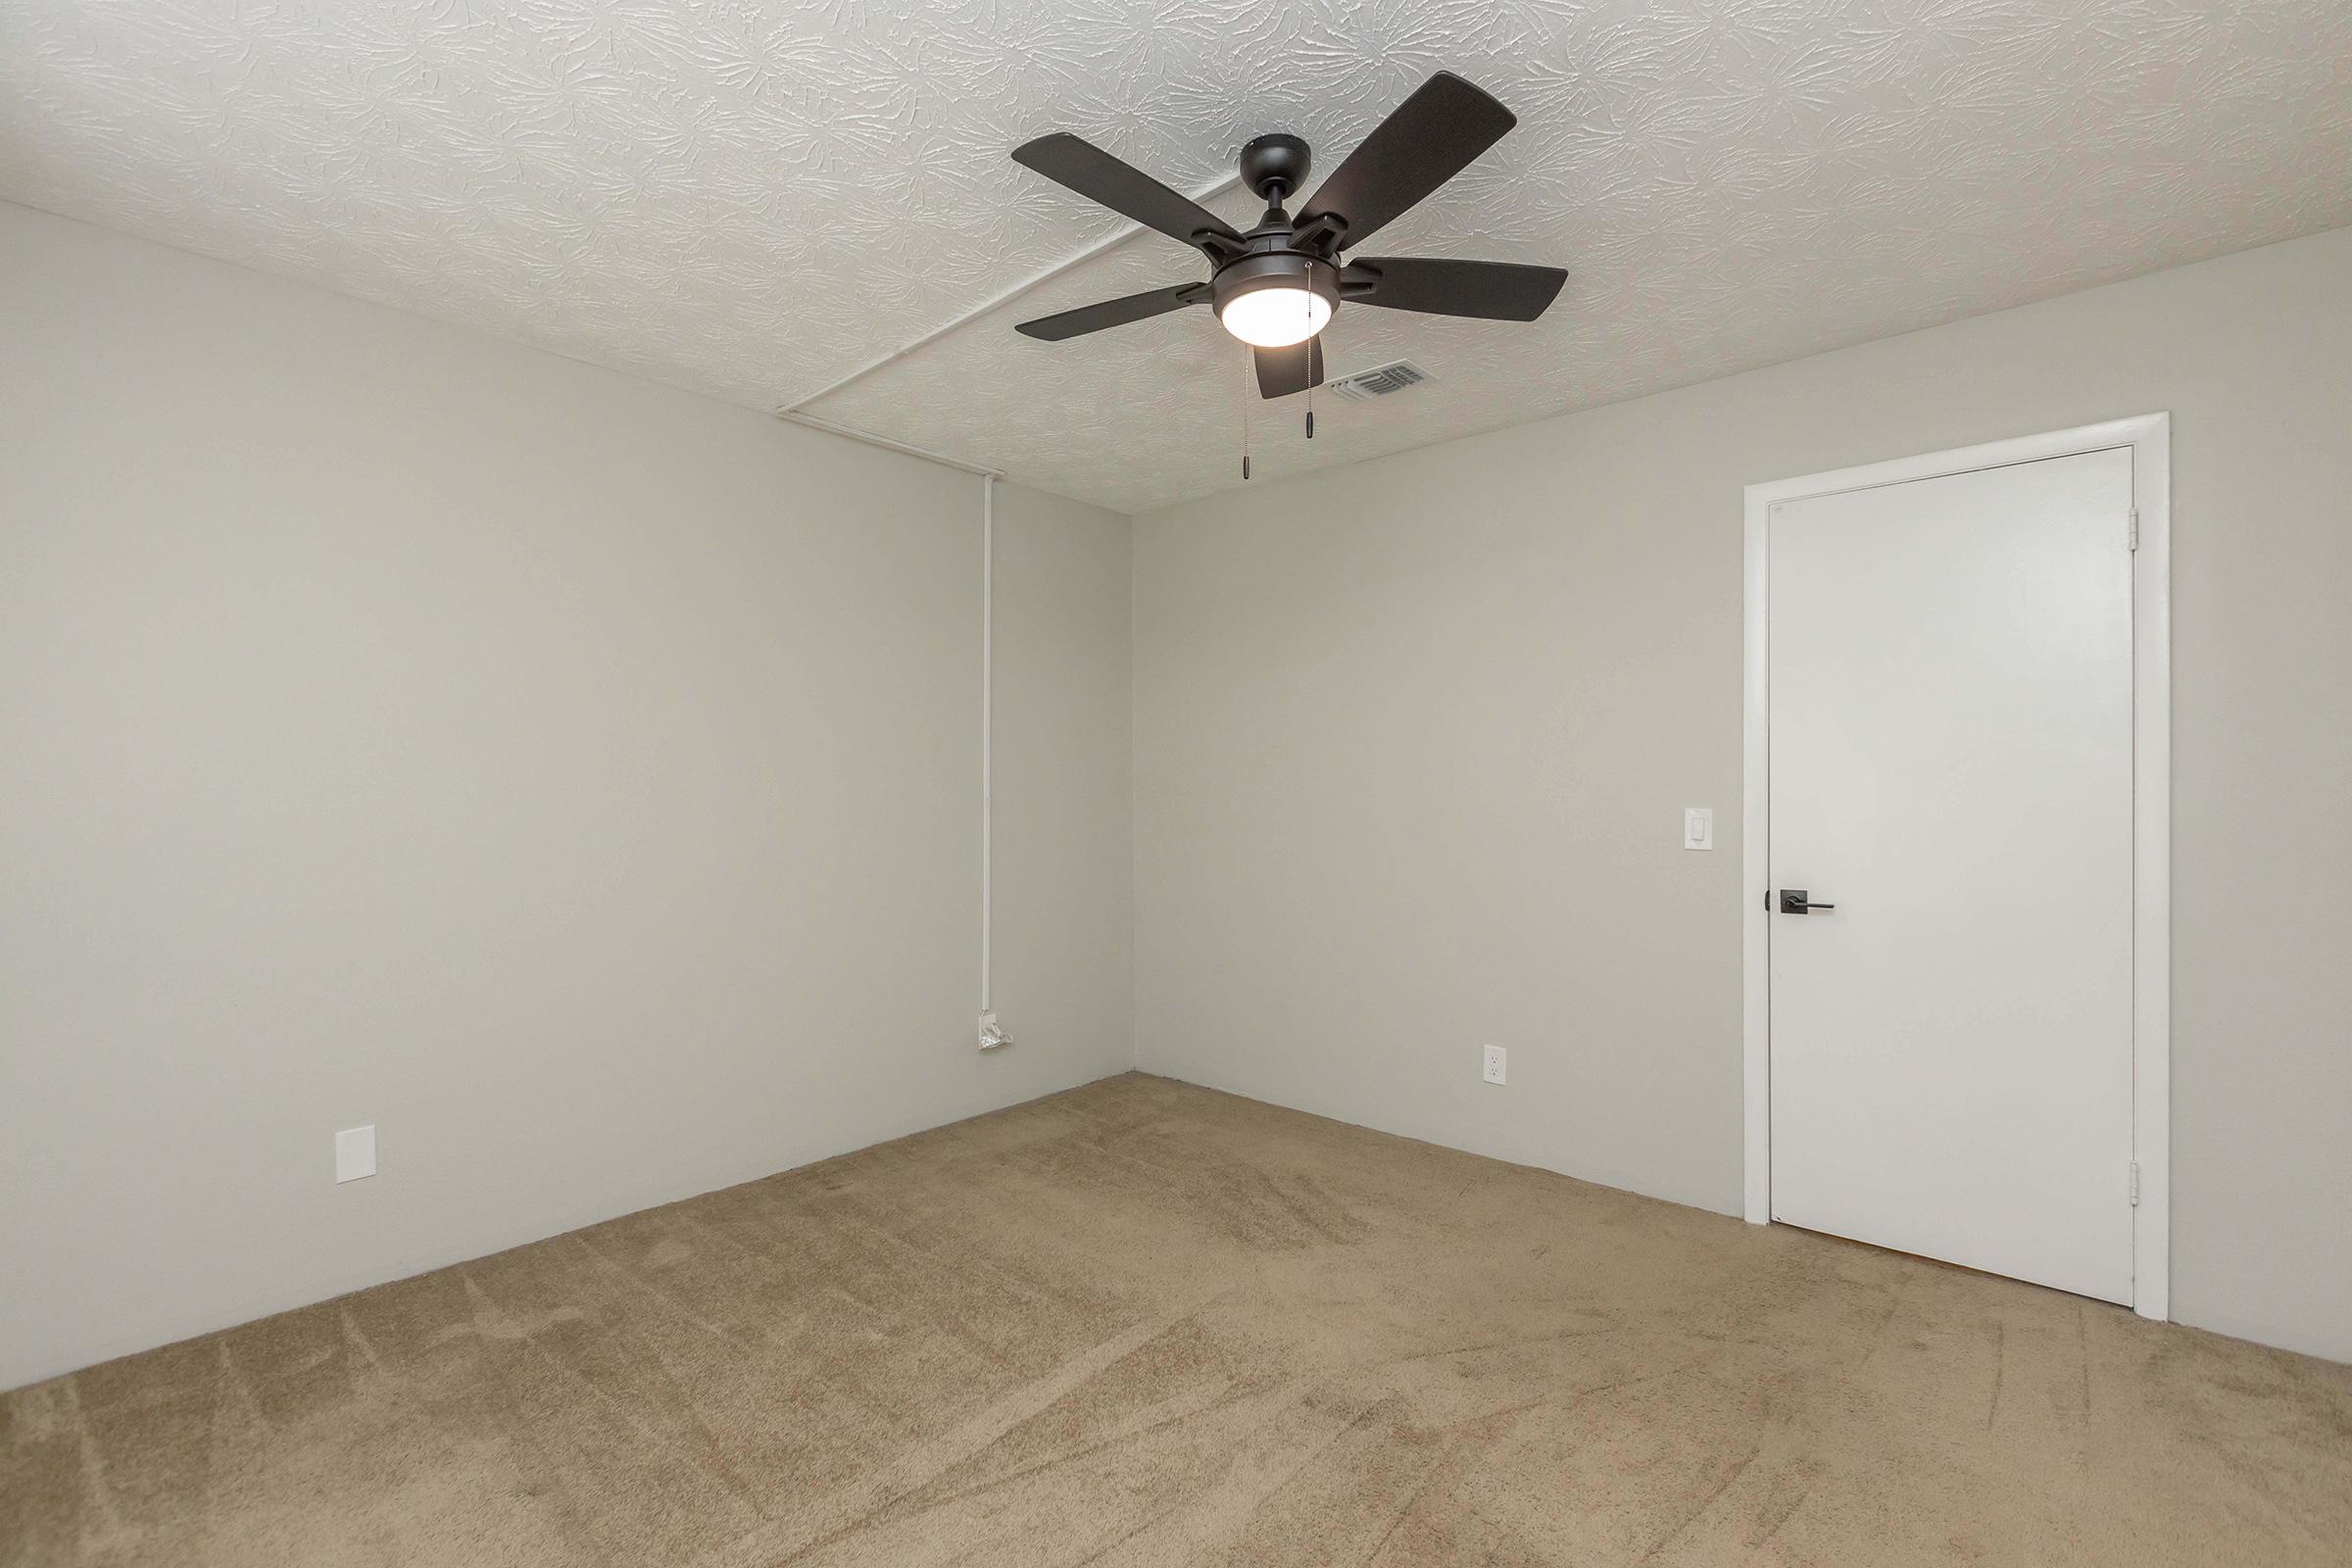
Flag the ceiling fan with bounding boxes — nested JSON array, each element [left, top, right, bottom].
[[1010, 72, 1567, 401]]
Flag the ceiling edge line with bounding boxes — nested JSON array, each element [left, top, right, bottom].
[[777, 410, 1005, 478], [776, 170, 1244, 416]]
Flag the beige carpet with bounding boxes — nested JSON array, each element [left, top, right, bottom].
[[4, 1074, 2348, 1566]]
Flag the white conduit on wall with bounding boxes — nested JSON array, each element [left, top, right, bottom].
[[977, 472, 1009, 1050], [767, 421, 1009, 1051], [780, 172, 1249, 1052]]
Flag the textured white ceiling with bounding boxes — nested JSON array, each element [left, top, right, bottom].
[[6, 1, 2349, 514]]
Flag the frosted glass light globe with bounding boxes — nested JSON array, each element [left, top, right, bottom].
[[1218, 285, 1332, 349]]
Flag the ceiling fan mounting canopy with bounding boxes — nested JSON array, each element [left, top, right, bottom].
[[1010, 71, 1569, 400], [1238, 132, 1312, 203]]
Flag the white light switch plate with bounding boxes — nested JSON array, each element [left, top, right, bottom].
[[335, 1125, 376, 1183], [1684, 807, 1713, 851]]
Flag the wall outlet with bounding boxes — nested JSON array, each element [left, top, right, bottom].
[[1482, 1045, 1507, 1086], [1684, 807, 1714, 850], [334, 1125, 376, 1184]]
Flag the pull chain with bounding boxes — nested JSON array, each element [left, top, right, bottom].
[[1304, 285, 1316, 440], [1239, 339, 1252, 480]]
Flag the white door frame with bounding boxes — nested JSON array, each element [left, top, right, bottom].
[[1742, 414, 2171, 1322]]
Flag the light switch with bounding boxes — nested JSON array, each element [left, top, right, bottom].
[[335, 1125, 376, 1184], [1684, 808, 1713, 851]]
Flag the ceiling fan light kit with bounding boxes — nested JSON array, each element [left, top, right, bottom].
[[1215, 263, 1336, 349], [1212, 133, 1338, 349], [1010, 71, 1569, 420]]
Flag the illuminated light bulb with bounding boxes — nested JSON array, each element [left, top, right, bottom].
[[1218, 285, 1332, 348]]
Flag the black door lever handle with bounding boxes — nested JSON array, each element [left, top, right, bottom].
[[1778, 889, 1836, 914]]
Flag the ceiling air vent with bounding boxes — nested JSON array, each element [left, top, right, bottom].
[[1326, 360, 1433, 403]]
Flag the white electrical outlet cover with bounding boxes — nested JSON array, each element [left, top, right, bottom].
[[1482, 1045, 1507, 1085], [335, 1125, 376, 1183]]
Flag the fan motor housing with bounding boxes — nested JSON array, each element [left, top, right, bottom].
[[1210, 248, 1342, 327]]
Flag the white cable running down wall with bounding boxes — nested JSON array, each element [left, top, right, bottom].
[[977, 472, 1010, 1050], [769, 416, 1009, 1050]]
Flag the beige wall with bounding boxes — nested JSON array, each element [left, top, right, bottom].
[[0, 203, 1133, 1389], [7, 193, 2346, 1384], [1133, 225, 2352, 1363]]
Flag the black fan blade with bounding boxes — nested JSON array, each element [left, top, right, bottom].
[[1015, 283, 1209, 341], [1297, 72, 1516, 249], [1012, 133, 1244, 252], [1254, 338, 1324, 399], [1342, 258, 1567, 320]]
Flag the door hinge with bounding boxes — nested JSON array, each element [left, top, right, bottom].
[[2129, 1161, 2140, 1205], [2127, 510, 2139, 552]]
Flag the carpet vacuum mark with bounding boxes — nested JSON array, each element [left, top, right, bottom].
[[5, 1074, 2349, 1565]]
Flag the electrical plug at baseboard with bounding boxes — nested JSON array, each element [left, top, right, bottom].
[[978, 1010, 1011, 1051]]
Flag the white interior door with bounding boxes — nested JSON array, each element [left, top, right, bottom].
[[1768, 447, 2135, 1303]]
